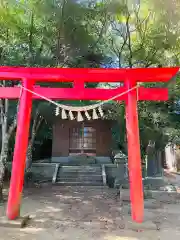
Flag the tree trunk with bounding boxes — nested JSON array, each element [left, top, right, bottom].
[[25, 136, 35, 187], [25, 114, 43, 187], [25, 135, 35, 171], [0, 160, 5, 201], [25, 114, 43, 171], [0, 116, 17, 201], [0, 98, 8, 201], [0, 135, 9, 201], [0, 93, 17, 200]]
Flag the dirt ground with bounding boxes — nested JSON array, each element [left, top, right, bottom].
[[0, 184, 180, 240]]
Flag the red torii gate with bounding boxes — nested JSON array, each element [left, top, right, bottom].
[[0, 67, 178, 223]]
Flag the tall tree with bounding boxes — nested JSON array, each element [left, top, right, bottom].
[[0, 0, 109, 196], [101, 0, 180, 168]]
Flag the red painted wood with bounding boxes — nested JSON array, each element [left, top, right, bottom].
[[0, 66, 178, 82], [125, 80, 144, 223], [6, 79, 34, 220], [0, 86, 168, 101], [128, 67, 179, 82], [137, 87, 168, 101]]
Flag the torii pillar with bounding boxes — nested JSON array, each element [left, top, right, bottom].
[[6, 79, 34, 220], [125, 79, 143, 222]]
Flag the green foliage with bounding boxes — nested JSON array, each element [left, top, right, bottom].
[[0, 0, 108, 153], [100, 0, 180, 156]]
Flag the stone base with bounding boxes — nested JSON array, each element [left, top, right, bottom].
[[0, 215, 31, 228], [126, 221, 157, 231]]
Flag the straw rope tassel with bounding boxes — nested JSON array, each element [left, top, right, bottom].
[[77, 111, 83, 122], [61, 108, 68, 119], [69, 110, 75, 120], [98, 106, 104, 117], [92, 108, 98, 119], [85, 111, 91, 120], [55, 107, 60, 116]]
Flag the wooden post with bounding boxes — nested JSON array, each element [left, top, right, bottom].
[[125, 79, 144, 223], [6, 79, 34, 220]]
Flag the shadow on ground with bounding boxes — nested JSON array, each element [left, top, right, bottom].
[[1, 185, 180, 240]]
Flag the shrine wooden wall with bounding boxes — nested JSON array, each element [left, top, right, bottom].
[[52, 119, 112, 158]]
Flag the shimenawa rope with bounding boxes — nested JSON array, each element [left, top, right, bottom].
[[20, 84, 139, 121]]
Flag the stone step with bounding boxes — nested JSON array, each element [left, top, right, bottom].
[[57, 171, 102, 178], [55, 165, 104, 186], [55, 181, 103, 186], [57, 176, 103, 182], [143, 177, 166, 189], [59, 170, 102, 174], [119, 189, 180, 204], [57, 174, 102, 179], [114, 178, 166, 190], [60, 166, 102, 171]]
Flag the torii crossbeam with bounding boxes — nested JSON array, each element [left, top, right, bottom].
[[0, 67, 178, 223]]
